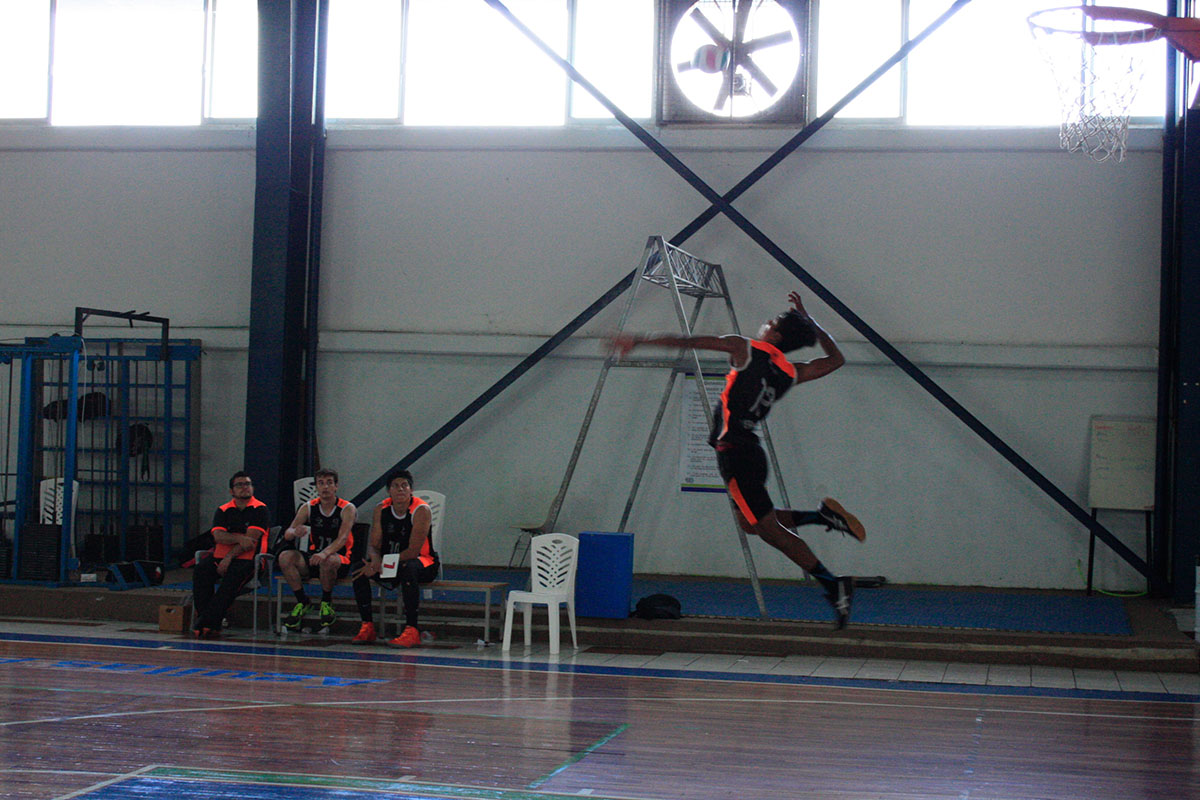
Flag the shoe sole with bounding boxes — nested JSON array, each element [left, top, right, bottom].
[[821, 497, 866, 542]]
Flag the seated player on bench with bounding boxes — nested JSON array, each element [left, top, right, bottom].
[[278, 468, 357, 633], [349, 469, 440, 647], [191, 471, 269, 639]]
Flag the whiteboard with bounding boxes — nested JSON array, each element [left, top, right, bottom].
[[1087, 416, 1155, 511]]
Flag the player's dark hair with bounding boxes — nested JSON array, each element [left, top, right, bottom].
[[386, 469, 414, 489], [314, 467, 339, 484], [228, 470, 252, 489], [773, 310, 817, 352]]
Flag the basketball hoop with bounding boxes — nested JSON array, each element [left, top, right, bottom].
[[1029, 6, 1159, 162]]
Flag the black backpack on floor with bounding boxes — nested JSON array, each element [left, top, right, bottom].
[[632, 593, 682, 620]]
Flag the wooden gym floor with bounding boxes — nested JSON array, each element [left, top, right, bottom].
[[0, 619, 1197, 800]]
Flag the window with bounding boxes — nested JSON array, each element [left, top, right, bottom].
[[324, 0, 655, 125], [207, 0, 257, 119], [52, 0, 206, 126], [0, 0, 51, 119], [0, 0, 1170, 129], [815, 0, 900, 118], [404, 0, 568, 126], [571, 0, 655, 120], [816, 0, 1168, 126], [325, 0, 403, 120]]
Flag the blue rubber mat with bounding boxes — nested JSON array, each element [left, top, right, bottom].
[[442, 569, 1132, 636]]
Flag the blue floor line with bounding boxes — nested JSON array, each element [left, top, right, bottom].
[[2, 630, 1195, 704]]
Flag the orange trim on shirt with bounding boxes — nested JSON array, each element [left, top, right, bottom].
[[750, 340, 797, 380]]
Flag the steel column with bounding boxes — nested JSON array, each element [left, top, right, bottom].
[[244, 0, 323, 520]]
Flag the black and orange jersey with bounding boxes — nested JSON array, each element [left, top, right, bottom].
[[307, 497, 353, 563], [378, 496, 437, 569], [210, 497, 270, 561], [709, 339, 797, 446]]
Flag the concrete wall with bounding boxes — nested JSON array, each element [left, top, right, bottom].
[[0, 124, 1161, 589]]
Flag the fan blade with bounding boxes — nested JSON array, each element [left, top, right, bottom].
[[739, 55, 778, 96], [689, 7, 732, 48], [743, 30, 793, 54]]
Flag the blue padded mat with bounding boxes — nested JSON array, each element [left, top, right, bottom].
[[442, 569, 1132, 636]]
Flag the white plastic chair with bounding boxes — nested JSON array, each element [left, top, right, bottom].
[[293, 477, 317, 507], [292, 477, 316, 550], [39, 478, 79, 526], [502, 533, 579, 654], [414, 490, 446, 588]]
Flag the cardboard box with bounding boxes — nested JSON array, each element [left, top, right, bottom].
[[158, 604, 190, 634]]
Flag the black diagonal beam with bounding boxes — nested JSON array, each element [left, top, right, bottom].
[[352, 0, 975, 507], [481, 0, 1151, 583]]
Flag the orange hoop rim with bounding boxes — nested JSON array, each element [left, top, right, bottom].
[[1028, 5, 1163, 46], [1028, 4, 1200, 59]]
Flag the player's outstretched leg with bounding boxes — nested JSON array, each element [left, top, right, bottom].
[[828, 575, 854, 630], [818, 498, 865, 542]]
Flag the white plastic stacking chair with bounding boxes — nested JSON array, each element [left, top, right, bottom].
[[39, 478, 79, 526], [293, 476, 317, 507], [292, 477, 316, 550], [502, 533, 579, 654], [414, 490, 446, 590]]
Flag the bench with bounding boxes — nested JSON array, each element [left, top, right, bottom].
[[271, 486, 508, 642]]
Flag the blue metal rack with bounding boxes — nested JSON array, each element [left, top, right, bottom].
[[0, 335, 201, 584]]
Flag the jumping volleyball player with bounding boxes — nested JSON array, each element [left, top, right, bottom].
[[610, 290, 865, 628]]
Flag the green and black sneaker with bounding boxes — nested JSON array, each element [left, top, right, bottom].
[[318, 601, 337, 632], [283, 601, 310, 632]]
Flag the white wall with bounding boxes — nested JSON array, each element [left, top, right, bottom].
[[0, 124, 1161, 590]]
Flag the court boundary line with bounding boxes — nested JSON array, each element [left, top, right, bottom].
[[50, 763, 160, 800], [2, 629, 1197, 705], [137, 765, 665, 800]]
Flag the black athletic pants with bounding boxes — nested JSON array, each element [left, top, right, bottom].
[[352, 558, 438, 628], [192, 555, 255, 630]]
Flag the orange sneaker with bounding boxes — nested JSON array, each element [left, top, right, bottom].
[[818, 497, 866, 542], [351, 621, 377, 644], [388, 625, 421, 648]]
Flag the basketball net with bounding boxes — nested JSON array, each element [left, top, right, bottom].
[[1030, 5, 1200, 163], [1029, 6, 1159, 163]]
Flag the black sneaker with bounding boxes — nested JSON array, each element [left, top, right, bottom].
[[318, 601, 337, 632], [818, 498, 866, 542], [828, 576, 853, 630]]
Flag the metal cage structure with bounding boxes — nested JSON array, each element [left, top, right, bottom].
[[0, 335, 201, 584]]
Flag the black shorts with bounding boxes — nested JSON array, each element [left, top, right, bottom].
[[715, 438, 773, 525], [288, 550, 350, 579]]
